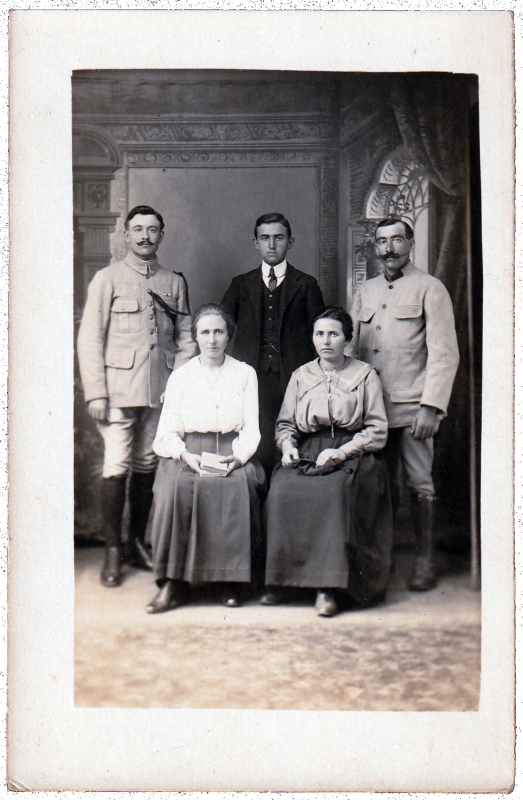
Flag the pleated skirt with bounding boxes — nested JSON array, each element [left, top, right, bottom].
[[265, 429, 393, 604], [151, 431, 266, 584]]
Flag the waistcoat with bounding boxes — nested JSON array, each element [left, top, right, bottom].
[[258, 278, 284, 373]]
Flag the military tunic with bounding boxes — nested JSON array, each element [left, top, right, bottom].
[[77, 251, 196, 408]]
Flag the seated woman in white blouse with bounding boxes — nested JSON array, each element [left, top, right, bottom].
[[263, 307, 393, 617], [147, 304, 266, 613]]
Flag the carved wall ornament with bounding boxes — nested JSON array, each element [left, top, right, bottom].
[[75, 115, 336, 147], [125, 149, 319, 168]]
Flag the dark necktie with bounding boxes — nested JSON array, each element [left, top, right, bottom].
[[268, 266, 277, 291]]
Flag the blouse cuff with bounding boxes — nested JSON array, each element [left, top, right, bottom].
[[278, 434, 298, 452]]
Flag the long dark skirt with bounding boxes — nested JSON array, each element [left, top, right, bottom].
[[151, 432, 266, 584], [265, 429, 393, 605]]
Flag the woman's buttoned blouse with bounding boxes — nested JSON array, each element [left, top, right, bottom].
[[153, 355, 260, 465], [276, 357, 388, 460]]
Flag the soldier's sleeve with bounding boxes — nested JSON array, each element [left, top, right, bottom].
[[77, 269, 113, 403], [172, 273, 197, 369], [420, 280, 460, 415]]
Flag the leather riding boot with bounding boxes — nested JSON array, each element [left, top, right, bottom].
[[127, 471, 155, 570], [100, 476, 126, 587], [409, 492, 437, 591]]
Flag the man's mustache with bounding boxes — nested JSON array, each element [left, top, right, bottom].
[[381, 252, 399, 259], [138, 240, 153, 246]]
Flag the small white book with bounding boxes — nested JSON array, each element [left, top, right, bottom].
[[200, 451, 228, 477]]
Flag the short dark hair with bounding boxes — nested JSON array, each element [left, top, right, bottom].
[[314, 306, 354, 343], [190, 303, 236, 342], [375, 217, 414, 240], [125, 205, 165, 231], [254, 213, 292, 239]]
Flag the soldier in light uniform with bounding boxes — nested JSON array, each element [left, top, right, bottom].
[[77, 205, 196, 587], [352, 217, 459, 591]]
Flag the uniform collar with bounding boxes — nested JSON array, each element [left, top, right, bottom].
[[261, 260, 287, 279], [383, 259, 413, 283], [125, 250, 159, 275]]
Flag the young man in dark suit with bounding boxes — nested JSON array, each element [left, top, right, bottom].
[[221, 212, 325, 480]]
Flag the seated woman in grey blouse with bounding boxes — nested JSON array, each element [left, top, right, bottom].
[[262, 307, 393, 617], [147, 303, 266, 613]]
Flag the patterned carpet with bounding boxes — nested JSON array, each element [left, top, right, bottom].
[[75, 622, 480, 710], [75, 548, 481, 711]]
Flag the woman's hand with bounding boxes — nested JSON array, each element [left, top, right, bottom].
[[316, 448, 346, 468], [181, 451, 202, 474], [282, 447, 299, 467], [218, 455, 243, 475]]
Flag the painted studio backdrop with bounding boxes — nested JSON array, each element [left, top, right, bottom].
[[73, 70, 482, 572]]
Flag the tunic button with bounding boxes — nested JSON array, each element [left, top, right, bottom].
[[149, 314, 154, 320], [148, 300, 153, 307], [145, 275, 150, 279], [382, 304, 387, 309], [373, 349, 379, 354], [376, 325, 381, 331], [150, 344, 155, 350], [389, 285, 394, 290], [269, 294, 273, 298], [150, 329, 155, 334], [268, 317, 273, 321], [269, 305, 273, 309], [269, 354, 273, 358]]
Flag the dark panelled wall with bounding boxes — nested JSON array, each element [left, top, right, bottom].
[[73, 70, 481, 543]]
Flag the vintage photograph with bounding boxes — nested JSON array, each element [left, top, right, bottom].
[[73, 68, 482, 711]]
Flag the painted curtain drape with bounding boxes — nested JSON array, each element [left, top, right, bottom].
[[391, 73, 481, 533]]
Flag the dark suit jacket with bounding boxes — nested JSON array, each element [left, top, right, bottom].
[[221, 264, 325, 391]]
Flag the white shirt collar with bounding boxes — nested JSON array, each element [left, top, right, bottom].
[[261, 260, 287, 279]]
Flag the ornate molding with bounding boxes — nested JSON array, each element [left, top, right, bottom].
[[125, 149, 320, 168], [72, 124, 122, 173], [75, 115, 336, 147]]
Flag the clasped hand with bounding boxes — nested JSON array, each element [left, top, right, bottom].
[[282, 445, 345, 468], [181, 452, 242, 475]]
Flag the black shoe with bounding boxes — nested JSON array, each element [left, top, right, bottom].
[[101, 546, 122, 588], [221, 583, 243, 607], [146, 581, 183, 614], [260, 587, 288, 606], [315, 589, 338, 617]]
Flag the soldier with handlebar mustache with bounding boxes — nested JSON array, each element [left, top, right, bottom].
[[352, 217, 459, 592]]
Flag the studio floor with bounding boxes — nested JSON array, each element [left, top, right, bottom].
[[75, 543, 481, 711]]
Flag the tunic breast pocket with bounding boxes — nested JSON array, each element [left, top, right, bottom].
[[111, 297, 140, 333]]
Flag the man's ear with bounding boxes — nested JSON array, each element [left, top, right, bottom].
[[158, 229, 165, 244], [287, 237, 294, 250], [254, 237, 260, 251]]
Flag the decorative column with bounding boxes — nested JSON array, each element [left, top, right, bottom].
[[73, 126, 122, 307], [73, 127, 122, 541]]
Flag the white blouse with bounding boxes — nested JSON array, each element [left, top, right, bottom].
[[153, 355, 261, 465]]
